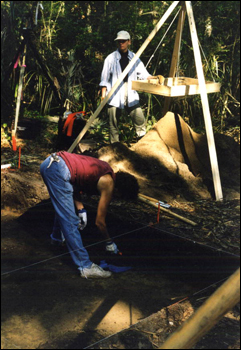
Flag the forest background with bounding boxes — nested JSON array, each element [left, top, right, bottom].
[[1, 1, 240, 143]]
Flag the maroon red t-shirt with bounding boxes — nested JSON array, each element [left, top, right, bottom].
[[57, 151, 115, 195]]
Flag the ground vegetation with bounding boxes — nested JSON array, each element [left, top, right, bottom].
[[1, 1, 240, 141], [1, 2, 240, 349]]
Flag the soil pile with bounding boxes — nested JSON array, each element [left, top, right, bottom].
[[98, 112, 240, 202], [1, 115, 240, 349]]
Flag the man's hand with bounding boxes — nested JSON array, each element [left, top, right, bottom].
[[148, 75, 165, 85], [101, 86, 107, 102], [78, 209, 87, 230]]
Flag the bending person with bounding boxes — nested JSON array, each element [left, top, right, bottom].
[[40, 151, 139, 279]]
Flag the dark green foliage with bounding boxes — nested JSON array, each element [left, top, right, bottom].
[[1, 1, 240, 141]]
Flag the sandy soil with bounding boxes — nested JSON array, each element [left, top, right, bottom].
[[1, 115, 240, 349]]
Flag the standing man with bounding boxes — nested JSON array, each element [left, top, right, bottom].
[[100, 30, 154, 143], [40, 151, 139, 279]]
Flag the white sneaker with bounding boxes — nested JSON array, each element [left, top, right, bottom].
[[80, 263, 112, 279]]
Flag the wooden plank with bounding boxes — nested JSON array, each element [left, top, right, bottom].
[[132, 80, 172, 96], [186, 1, 223, 201], [135, 77, 220, 87], [169, 5, 186, 77], [169, 85, 188, 96], [14, 44, 27, 133], [138, 194, 197, 226], [181, 77, 200, 84], [67, 1, 180, 153], [188, 81, 221, 95], [46, 116, 59, 123], [159, 268, 240, 349], [132, 80, 220, 97], [148, 78, 160, 85], [163, 3, 186, 115]]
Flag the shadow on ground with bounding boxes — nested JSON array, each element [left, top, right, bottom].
[[1, 200, 239, 349]]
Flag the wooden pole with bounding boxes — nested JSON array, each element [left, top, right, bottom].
[[162, 2, 186, 116], [2, 38, 26, 85], [159, 268, 240, 349], [14, 44, 27, 134], [67, 1, 180, 153], [12, 44, 27, 151], [185, 1, 223, 201], [138, 193, 197, 226]]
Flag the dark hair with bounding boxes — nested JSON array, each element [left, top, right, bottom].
[[115, 171, 139, 200]]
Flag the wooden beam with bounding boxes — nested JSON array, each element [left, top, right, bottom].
[[162, 2, 186, 116], [159, 268, 240, 349], [138, 193, 197, 226], [2, 37, 27, 85], [132, 79, 220, 96], [14, 44, 27, 134], [185, 1, 223, 201], [67, 1, 180, 153]]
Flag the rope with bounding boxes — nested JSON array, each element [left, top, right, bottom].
[[103, 201, 240, 259], [1, 193, 240, 276], [145, 1, 216, 82], [167, 276, 229, 308], [2, 197, 239, 277], [1, 224, 150, 276], [83, 275, 230, 349], [145, 8, 181, 69], [15, 198, 241, 258], [198, 38, 216, 82], [1, 196, 239, 277], [175, 8, 185, 78], [149, 221, 240, 258]]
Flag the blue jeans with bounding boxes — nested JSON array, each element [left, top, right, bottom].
[[40, 156, 92, 271], [51, 215, 65, 243]]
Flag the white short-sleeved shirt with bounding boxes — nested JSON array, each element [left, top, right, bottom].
[[99, 50, 150, 109]]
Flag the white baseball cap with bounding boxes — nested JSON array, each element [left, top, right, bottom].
[[114, 31, 130, 41]]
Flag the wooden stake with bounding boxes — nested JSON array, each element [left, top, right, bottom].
[[138, 193, 197, 226], [185, 1, 223, 201], [67, 1, 180, 153], [14, 44, 27, 134], [18, 147, 21, 169], [12, 130, 17, 152], [159, 268, 240, 349]]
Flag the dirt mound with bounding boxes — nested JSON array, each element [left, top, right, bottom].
[[1, 115, 240, 350], [1, 163, 49, 211], [98, 112, 240, 202], [1, 112, 239, 210]]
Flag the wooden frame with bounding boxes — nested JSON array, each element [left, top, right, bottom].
[[160, 268, 240, 349], [67, 1, 180, 153], [67, 1, 223, 201], [132, 77, 221, 97], [132, 1, 223, 201]]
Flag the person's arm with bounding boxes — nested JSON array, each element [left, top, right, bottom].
[[96, 174, 115, 242], [147, 75, 156, 80], [136, 59, 156, 81], [147, 75, 164, 84], [74, 199, 84, 210], [99, 55, 112, 96], [101, 86, 107, 101]]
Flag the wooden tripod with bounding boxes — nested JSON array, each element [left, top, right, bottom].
[[67, 1, 223, 201]]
